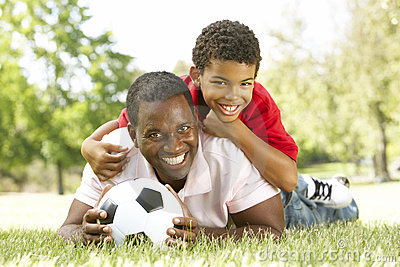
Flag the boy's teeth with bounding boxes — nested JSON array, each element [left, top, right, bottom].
[[162, 153, 185, 165], [221, 105, 238, 112]]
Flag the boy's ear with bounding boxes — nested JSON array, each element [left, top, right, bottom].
[[189, 66, 201, 87], [192, 106, 199, 124], [127, 123, 139, 148]]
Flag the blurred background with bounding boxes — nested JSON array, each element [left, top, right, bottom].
[[0, 0, 399, 195]]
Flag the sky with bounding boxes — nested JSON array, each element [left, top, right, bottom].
[[82, 0, 350, 72]]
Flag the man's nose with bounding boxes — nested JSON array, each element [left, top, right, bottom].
[[163, 135, 184, 154]]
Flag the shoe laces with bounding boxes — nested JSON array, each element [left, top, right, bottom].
[[309, 178, 332, 201]]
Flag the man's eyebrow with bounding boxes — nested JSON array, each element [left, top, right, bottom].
[[142, 126, 160, 134]]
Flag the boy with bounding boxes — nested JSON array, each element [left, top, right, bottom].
[[81, 20, 357, 227]]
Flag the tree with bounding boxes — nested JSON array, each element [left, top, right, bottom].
[[330, 0, 400, 182], [0, 0, 139, 193], [172, 60, 191, 77]]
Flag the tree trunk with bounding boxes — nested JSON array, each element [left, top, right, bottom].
[[373, 120, 391, 183], [57, 160, 64, 195]]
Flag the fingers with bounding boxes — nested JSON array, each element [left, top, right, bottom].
[[94, 157, 130, 181], [102, 152, 129, 164], [81, 227, 113, 245], [95, 184, 113, 207], [173, 216, 198, 231], [81, 208, 114, 245], [83, 208, 107, 223], [83, 222, 112, 236], [167, 227, 197, 241], [104, 143, 129, 154]]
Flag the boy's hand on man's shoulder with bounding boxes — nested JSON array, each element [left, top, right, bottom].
[[82, 138, 129, 181], [202, 110, 240, 139]]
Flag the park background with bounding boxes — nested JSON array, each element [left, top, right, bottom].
[[1, 0, 400, 226]]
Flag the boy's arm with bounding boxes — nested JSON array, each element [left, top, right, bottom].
[[203, 111, 298, 192], [81, 120, 129, 181]]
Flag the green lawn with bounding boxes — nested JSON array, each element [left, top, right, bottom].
[[1, 181, 399, 265]]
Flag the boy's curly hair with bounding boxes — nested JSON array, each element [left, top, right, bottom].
[[192, 20, 262, 77]]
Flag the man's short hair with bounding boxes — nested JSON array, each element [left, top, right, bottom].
[[192, 20, 262, 77], [126, 71, 195, 127]]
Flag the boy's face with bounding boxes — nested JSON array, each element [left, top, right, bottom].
[[130, 94, 199, 184], [192, 60, 256, 123]]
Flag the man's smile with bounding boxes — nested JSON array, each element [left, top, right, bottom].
[[162, 152, 187, 166]]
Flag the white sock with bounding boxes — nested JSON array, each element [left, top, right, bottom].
[[303, 175, 316, 198]]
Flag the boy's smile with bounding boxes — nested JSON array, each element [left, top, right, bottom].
[[192, 60, 256, 123]]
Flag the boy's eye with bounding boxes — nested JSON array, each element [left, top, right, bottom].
[[241, 82, 253, 86], [212, 81, 227, 85]]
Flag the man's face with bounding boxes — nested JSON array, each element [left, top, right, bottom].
[[131, 94, 199, 184], [195, 59, 256, 123]]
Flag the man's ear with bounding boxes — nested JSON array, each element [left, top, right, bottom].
[[127, 123, 139, 148], [189, 66, 201, 87]]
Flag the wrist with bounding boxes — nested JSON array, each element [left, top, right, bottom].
[[226, 119, 246, 145]]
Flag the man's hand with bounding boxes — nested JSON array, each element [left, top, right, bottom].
[[202, 110, 238, 139], [82, 138, 129, 181], [165, 184, 199, 247], [79, 185, 113, 245]]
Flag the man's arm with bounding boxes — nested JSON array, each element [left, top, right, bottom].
[[81, 120, 129, 181], [202, 193, 285, 240], [58, 199, 112, 245], [168, 190, 285, 243]]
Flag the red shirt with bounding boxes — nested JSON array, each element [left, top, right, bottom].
[[118, 75, 298, 162]]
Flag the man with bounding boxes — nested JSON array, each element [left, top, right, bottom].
[[59, 72, 285, 246]]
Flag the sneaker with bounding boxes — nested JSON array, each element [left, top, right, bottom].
[[332, 173, 350, 188], [303, 175, 352, 209]]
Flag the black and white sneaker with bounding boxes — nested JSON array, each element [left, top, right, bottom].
[[303, 175, 352, 209], [332, 173, 350, 188]]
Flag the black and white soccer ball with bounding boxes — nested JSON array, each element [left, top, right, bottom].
[[97, 178, 183, 247]]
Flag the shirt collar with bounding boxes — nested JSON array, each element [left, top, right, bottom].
[[179, 131, 212, 198]]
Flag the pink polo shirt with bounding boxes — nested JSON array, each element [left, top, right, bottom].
[[75, 128, 279, 228]]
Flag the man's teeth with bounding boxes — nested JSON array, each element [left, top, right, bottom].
[[162, 153, 185, 165], [221, 104, 238, 112]]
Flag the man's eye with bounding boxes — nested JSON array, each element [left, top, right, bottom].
[[149, 133, 161, 138], [178, 126, 190, 133]]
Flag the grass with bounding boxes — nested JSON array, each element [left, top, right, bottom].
[[1, 167, 400, 266], [0, 222, 399, 266]]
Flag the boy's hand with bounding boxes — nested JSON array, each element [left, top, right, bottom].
[[82, 138, 129, 181], [80, 185, 113, 244], [202, 110, 238, 139], [165, 184, 199, 247]]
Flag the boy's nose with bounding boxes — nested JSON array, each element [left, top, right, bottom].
[[225, 86, 240, 100]]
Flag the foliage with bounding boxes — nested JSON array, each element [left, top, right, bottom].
[[260, 0, 400, 178], [0, 0, 140, 191]]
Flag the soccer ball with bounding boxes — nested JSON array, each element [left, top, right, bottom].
[[97, 178, 183, 247]]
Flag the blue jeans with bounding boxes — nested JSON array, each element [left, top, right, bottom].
[[281, 173, 359, 228]]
